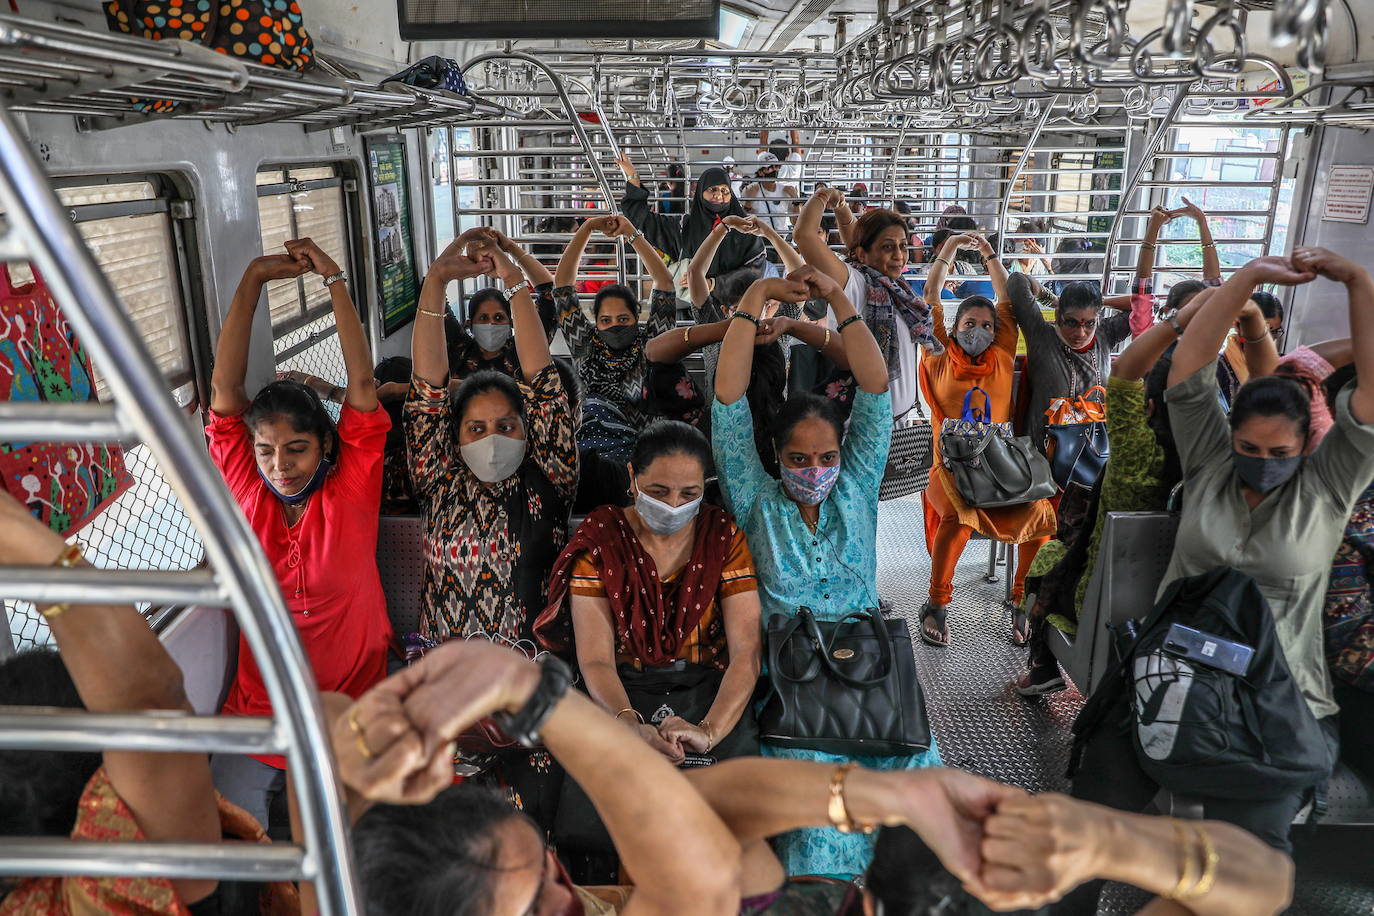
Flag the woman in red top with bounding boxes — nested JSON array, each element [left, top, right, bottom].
[[205, 237, 393, 831]]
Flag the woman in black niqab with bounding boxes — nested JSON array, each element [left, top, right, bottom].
[[616, 159, 764, 277]]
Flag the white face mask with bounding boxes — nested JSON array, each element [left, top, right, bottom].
[[460, 432, 527, 482], [634, 487, 703, 536], [471, 323, 513, 352]]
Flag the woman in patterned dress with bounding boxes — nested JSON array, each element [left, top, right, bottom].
[[711, 267, 942, 879], [405, 228, 578, 829]]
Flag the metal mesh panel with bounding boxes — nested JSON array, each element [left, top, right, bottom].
[[273, 313, 346, 421]]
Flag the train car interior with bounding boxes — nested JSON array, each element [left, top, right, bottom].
[[1, 0, 1373, 913]]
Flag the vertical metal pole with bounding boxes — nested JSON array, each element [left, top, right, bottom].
[[997, 101, 1055, 252]]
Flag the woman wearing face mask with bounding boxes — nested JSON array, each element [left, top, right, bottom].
[[615, 155, 766, 276], [918, 234, 1057, 648], [536, 420, 762, 773], [554, 214, 678, 464], [712, 267, 942, 879], [793, 188, 941, 420], [443, 229, 557, 380], [1057, 250, 1374, 914], [206, 237, 393, 829], [407, 229, 577, 645]]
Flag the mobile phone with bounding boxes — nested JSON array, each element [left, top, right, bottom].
[[1161, 622, 1254, 678]]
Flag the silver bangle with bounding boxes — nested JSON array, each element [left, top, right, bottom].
[[505, 279, 531, 298], [323, 271, 346, 287]]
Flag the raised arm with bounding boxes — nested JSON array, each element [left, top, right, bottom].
[[1307, 337, 1355, 369], [473, 239, 550, 382], [689, 223, 731, 308], [726, 214, 805, 273], [1136, 206, 1173, 286], [412, 231, 492, 387], [620, 215, 675, 291], [1169, 256, 1315, 389], [974, 233, 1010, 303], [339, 641, 741, 916], [761, 314, 851, 370], [0, 493, 220, 905], [284, 237, 376, 413], [209, 253, 307, 416], [1237, 298, 1281, 380], [554, 216, 609, 288], [1294, 246, 1374, 423], [715, 276, 809, 404], [1113, 289, 1213, 382], [494, 229, 553, 287], [832, 194, 857, 248], [645, 319, 733, 364], [1177, 197, 1220, 284], [795, 188, 848, 285], [796, 265, 885, 394]]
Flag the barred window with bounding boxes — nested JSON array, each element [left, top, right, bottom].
[[256, 165, 355, 334]]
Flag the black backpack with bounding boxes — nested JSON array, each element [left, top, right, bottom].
[[1073, 566, 1332, 800]]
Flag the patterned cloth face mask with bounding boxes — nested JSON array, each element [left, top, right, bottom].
[[780, 463, 841, 505]]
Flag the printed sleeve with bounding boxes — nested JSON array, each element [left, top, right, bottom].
[[645, 286, 678, 339], [554, 284, 596, 357], [1309, 383, 1374, 508], [333, 402, 391, 503], [403, 375, 455, 497], [710, 396, 770, 516], [569, 551, 606, 598], [841, 388, 894, 489], [1129, 276, 1156, 338], [534, 281, 558, 343], [205, 410, 260, 504], [524, 363, 579, 500], [1163, 360, 1233, 478], [717, 524, 759, 600]]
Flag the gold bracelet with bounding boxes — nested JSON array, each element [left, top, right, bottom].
[[1178, 824, 1219, 900], [698, 718, 714, 751], [932, 256, 953, 268], [827, 763, 875, 835], [683, 326, 691, 345], [418, 306, 447, 319], [1200, 242, 1216, 250], [615, 707, 645, 725], [39, 544, 85, 620], [823, 327, 831, 349], [1166, 819, 1197, 900], [1141, 241, 1157, 251]]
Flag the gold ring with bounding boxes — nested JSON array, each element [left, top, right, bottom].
[[347, 709, 375, 760]]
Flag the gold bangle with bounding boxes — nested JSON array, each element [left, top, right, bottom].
[[1200, 242, 1216, 250], [827, 763, 875, 835], [698, 718, 714, 751], [1179, 824, 1219, 900], [1167, 819, 1197, 900], [1141, 242, 1157, 251], [683, 326, 691, 345], [418, 306, 447, 319], [615, 707, 645, 725], [932, 256, 952, 268], [823, 327, 831, 349], [40, 544, 86, 620]]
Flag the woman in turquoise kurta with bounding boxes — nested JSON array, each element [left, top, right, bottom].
[[710, 267, 941, 879]]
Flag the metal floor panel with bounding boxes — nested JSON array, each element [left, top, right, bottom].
[[873, 495, 1374, 915]]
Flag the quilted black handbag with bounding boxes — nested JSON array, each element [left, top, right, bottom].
[[878, 402, 933, 501], [759, 607, 931, 757], [940, 387, 1056, 509]]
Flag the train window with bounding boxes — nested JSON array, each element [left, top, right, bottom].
[[7, 177, 197, 404], [256, 164, 354, 333], [427, 126, 481, 257]]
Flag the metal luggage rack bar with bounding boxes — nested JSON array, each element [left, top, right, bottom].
[[0, 13, 510, 133], [0, 100, 359, 910]]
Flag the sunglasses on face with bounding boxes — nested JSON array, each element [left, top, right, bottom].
[[1058, 317, 1098, 331]]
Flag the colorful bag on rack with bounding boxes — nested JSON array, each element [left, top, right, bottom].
[[101, 0, 315, 113], [0, 264, 132, 536], [1044, 385, 1110, 491]]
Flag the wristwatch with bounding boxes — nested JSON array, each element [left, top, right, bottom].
[[505, 279, 532, 299], [1167, 312, 1184, 336], [323, 271, 346, 287], [491, 655, 574, 748]]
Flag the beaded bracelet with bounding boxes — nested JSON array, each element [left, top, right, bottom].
[[836, 314, 863, 333], [733, 311, 760, 326]]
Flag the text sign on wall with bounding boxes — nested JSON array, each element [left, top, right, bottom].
[[366, 137, 419, 336], [1322, 166, 1374, 225]]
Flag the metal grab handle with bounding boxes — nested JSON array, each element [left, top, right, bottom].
[[1071, 0, 1132, 68], [1162, 0, 1195, 56], [1130, 27, 1206, 84], [1019, 9, 1063, 81], [1195, 8, 1250, 77], [974, 23, 1022, 87]]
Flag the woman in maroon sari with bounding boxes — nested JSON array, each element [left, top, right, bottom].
[[536, 420, 761, 762]]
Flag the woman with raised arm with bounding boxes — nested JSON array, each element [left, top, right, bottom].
[[794, 187, 940, 420], [407, 229, 576, 645], [444, 228, 558, 381], [554, 214, 678, 463], [206, 237, 393, 829], [1014, 289, 1214, 695], [615, 156, 764, 277], [1060, 249, 1374, 914], [711, 266, 942, 879], [0, 492, 299, 915], [915, 232, 1055, 649]]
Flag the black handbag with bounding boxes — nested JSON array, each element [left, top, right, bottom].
[[1044, 386, 1110, 490], [554, 662, 759, 853], [759, 607, 931, 757], [879, 402, 934, 501], [940, 387, 1056, 509]]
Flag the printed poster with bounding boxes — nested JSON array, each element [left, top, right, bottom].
[[367, 138, 419, 335]]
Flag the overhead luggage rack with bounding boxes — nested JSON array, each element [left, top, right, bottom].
[[0, 14, 509, 132]]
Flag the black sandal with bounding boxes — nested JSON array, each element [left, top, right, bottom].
[[1010, 602, 1032, 647], [920, 601, 950, 648]]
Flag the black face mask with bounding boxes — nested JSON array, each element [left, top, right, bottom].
[[1232, 452, 1302, 494], [597, 325, 639, 352], [702, 196, 731, 214]]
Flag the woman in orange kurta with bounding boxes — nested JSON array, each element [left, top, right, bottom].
[[917, 233, 1055, 647]]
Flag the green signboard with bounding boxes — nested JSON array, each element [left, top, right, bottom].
[[367, 138, 419, 336]]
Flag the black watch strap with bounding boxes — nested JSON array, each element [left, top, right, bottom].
[[491, 655, 574, 747]]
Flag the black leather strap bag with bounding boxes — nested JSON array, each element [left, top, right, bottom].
[[759, 607, 931, 757]]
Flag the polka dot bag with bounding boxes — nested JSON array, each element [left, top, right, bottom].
[[102, 0, 316, 111]]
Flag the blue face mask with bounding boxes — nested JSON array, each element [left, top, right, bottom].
[[1232, 452, 1302, 494], [257, 456, 333, 505]]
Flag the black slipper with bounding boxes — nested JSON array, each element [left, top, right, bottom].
[[920, 601, 950, 648]]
